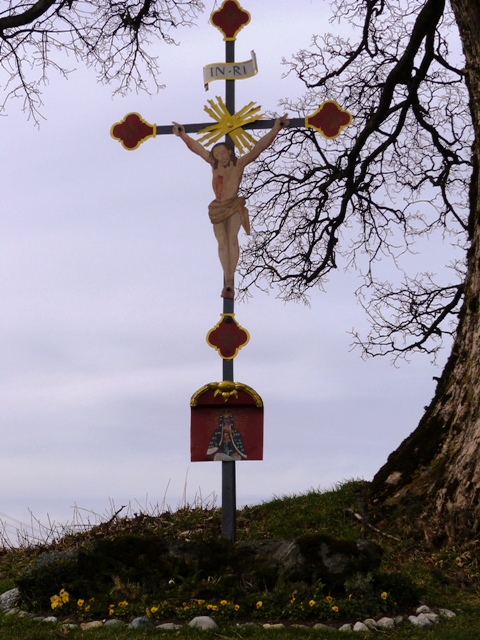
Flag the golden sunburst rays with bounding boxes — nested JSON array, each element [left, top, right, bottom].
[[197, 96, 263, 153]]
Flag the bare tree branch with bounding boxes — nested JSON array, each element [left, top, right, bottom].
[[0, 0, 204, 122], [238, 0, 471, 361]]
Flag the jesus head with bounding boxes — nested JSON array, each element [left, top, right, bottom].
[[210, 142, 237, 169]]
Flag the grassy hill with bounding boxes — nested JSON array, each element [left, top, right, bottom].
[[0, 480, 479, 638]]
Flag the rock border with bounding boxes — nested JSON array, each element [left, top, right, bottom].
[[0, 589, 457, 633]]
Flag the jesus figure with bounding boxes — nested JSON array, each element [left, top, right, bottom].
[[173, 116, 288, 298]]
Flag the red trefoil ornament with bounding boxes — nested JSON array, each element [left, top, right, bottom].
[[210, 0, 251, 41], [110, 113, 156, 150], [306, 100, 352, 138], [206, 313, 250, 359]]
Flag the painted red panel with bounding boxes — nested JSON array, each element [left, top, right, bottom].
[[191, 385, 263, 461]]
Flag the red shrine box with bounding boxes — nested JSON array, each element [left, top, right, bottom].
[[190, 381, 263, 462]]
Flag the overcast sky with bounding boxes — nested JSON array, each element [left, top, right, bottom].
[[0, 0, 456, 544]]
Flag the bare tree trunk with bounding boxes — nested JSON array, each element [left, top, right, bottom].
[[370, 0, 480, 543]]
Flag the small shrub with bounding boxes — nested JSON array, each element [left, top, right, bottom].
[[374, 571, 422, 607], [16, 549, 80, 611], [344, 571, 375, 599]]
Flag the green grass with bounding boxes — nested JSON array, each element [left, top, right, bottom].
[[237, 482, 362, 540], [0, 480, 479, 639]]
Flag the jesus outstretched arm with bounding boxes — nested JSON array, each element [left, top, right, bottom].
[[237, 115, 289, 169], [172, 122, 211, 162]]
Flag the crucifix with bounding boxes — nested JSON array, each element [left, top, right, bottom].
[[111, 0, 352, 542]]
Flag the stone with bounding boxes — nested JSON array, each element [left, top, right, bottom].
[[42, 616, 58, 623], [80, 621, 103, 630], [362, 619, 378, 629], [234, 540, 303, 584], [271, 540, 305, 569], [157, 622, 182, 630], [129, 616, 155, 629], [104, 618, 126, 627], [339, 623, 353, 631], [408, 615, 432, 627], [263, 623, 285, 629], [189, 616, 218, 630], [313, 623, 334, 631], [61, 624, 80, 630], [416, 605, 432, 614], [0, 588, 20, 611], [376, 617, 395, 629], [438, 608, 456, 619], [353, 621, 370, 631], [235, 536, 383, 587], [16, 610, 35, 618], [295, 534, 384, 586], [292, 624, 309, 628], [419, 612, 440, 624]]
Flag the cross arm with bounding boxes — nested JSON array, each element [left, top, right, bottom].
[[155, 118, 304, 135], [111, 113, 306, 151], [111, 99, 352, 151]]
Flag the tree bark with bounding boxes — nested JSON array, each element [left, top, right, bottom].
[[370, 0, 480, 543]]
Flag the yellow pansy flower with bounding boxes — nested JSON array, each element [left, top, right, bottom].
[[59, 589, 69, 604]]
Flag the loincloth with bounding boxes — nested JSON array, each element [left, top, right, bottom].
[[208, 196, 250, 235]]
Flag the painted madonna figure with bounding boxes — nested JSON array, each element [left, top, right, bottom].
[[206, 412, 247, 461]]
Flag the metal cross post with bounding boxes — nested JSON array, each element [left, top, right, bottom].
[[218, 4, 241, 543], [111, 0, 352, 542]]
